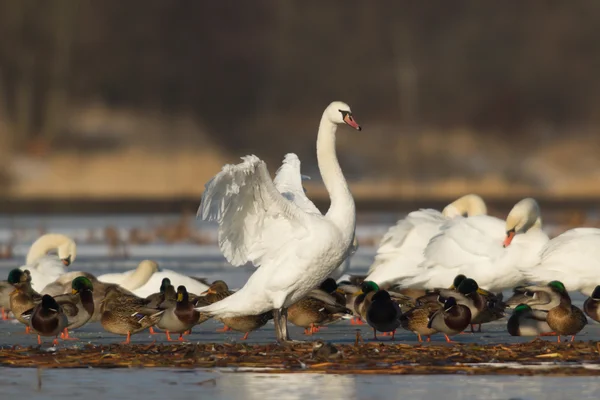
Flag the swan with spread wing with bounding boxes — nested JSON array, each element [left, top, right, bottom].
[[195, 101, 361, 342]]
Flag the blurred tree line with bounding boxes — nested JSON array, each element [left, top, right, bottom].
[[0, 0, 599, 169]]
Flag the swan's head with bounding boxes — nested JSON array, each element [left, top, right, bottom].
[[137, 260, 159, 275], [325, 101, 361, 131], [503, 198, 542, 247], [442, 194, 487, 218], [57, 237, 77, 266]]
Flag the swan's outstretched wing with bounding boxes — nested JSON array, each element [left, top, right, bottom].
[[198, 155, 316, 267], [273, 153, 321, 215]]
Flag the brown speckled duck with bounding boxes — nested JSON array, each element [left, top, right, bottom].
[[583, 285, 600, 323], [8, 269, 42, 333]]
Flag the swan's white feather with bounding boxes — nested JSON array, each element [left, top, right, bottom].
[[196, 154, 347, 317], [403, 215, 549, 292], [273, 153, 321, 216], [365, 209, 448, 286], [523, 228, 600, 296]]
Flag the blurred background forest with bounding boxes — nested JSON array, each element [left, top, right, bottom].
[[1, 0, 599, 210]]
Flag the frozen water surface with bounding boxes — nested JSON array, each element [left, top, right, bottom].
[[0, 213, 599, 399]]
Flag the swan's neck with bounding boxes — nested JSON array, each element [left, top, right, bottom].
[[120, 266, 153, 291], [317, 115, 355, 239], [26, 234, 68, 265]]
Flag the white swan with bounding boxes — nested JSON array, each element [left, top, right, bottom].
[[195, 101, 361, 342], [97, 260, 208, 297], [523, 227, 600, 296], [402, 198, 549, 292], [366, 194, 487, 287], [273, 153, 358, 282], [19, 233, 76, 291]]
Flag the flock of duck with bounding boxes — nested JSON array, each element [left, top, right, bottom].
[[1, 100, 600, 347]]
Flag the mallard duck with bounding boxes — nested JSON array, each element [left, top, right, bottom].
[[27, 294, 68, 345], [100, 286, 164, 344], [8, 269, 42, 333], [583, 285, 600, 323], [400, 301, 441, 342], [199, 280, 273, 340], [353, 281, 380, 324], [156, 286, 199, 341], [51, 277, 95, 340], [544, 281, 587, 342], [146, 278, 176, 307], [0, 268, 31, 320], [507, 304, 553, 337], [366, 290, 402, 340], [288, 291, 350, 335], [428, 297, 472, 342]]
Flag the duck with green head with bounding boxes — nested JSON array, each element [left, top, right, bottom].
[[428, 296, 472, 342], [146, 277, 176, 335], [51, 277, 95, 340], [353, 281, 380, 324], [507, 303, 553, 337], [8, 269, 42, 333], [100, 286, 164, 344], [545, 280, 587, 342], [28, 294, 68, 345], [157, 285, 199, 341], [366, 290, 402, 340]]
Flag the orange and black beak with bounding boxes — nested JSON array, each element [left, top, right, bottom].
[[201, 288, 216, 295], [503, 229, 516, 248], [344, 113, 361, 131], [61, 256, 72, 266]]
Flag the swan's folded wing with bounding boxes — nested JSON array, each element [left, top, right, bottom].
[[527, 228, 600, 284], [273, 153, 321, 215], [422, 215, 506, 268], [198, 155, 315, 267]]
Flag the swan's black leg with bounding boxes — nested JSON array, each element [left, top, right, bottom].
[[274, 307, 294, 343]]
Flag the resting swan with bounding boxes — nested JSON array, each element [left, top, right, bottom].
[[366, 194, 487, 287], [195, 101, 361, 342], [19, 233, 76, 291], [97, 261, 209, 298], [402, 198, 549, 292], [523, 227, 600, 296]]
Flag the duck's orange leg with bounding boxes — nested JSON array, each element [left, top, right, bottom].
[[25, 325, 31, 334], [37, 335, 42, 345], [121, 331, 131, 344], [166, 331, 174, 341], [444, 334, 455, 343], [417, 333, 423, 343], [570, 335, 576, 342], [52, 337, 60, 346], [426, 336, 431, 342], [1, 307, 8, 320], [177, 333, 187, 342], [216, 325, 232, 332], [149, 327, 158, 335], [60, 328, 78, 341], [241, 332, 250, 340], [557, 335, 561, 343]]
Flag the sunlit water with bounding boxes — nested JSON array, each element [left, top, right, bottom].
[[3, 368, 600, 400]]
